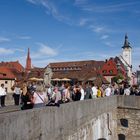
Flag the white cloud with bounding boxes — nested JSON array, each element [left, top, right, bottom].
[[15, 48, 25, 52], [18, 36, 31, 40], [0, 47, 25, 56], [89, 25, 105, 33], [80, 1, 140, 13], [74, 0, 87, 6], [101, 35, 109, 40], [79, 18, 89, 26], [26, 0, 37, 4], [38, 43, 58, 56], [0, 37, 10, 43], [0, 48, 14, 55], [32, 58, 60, 67], [104, 42, 115, 48], [26, 0, 70, 23], [94, 27, 104, 33], [31, 43, 58, 60]]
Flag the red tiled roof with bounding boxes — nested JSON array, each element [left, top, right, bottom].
[[49, 60, 104, 69], [101, 58, 118, 76], [0, 61, 24, 72], [0, 67, 16, 79]]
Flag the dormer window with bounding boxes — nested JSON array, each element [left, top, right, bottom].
[[102, 70, 107, 74], [109, 70, 113, 74]]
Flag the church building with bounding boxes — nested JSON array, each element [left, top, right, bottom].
[[119, 34, 132, 84]]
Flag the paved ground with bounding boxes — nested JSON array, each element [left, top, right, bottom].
[[5, 93, 15, 106], [0, 105, 20, 114], [0, 93, 21, 114]]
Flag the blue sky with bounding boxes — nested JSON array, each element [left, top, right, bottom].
[[0, 0, 140, 71]]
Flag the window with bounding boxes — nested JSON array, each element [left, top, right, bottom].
[[120, 118, 128, 127], [102, 70, 107, 74], [118, 134, 125, 140], [5, 81, 8, 84], [109, 70, 113, 74]]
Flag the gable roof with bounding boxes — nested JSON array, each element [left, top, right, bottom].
[[49, 60, 104, 71], [0, 61, 24, 72], [0, 67, 15, 80], [102, 58, 118, 76]]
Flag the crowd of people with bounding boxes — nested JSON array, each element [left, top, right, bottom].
[[0, 81, 140, 109]]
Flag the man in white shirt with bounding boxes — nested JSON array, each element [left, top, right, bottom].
[[91, 83, 97, 98], [0, 84, 7, 107], [105, 85, 111, 97], [13, 84, 22, 105], [79, 85, 85, 100]]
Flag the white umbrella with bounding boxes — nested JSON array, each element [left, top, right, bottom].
[[51, 78, 61, 81], [37, 78, 44, 81], [61, 78, 71, 81], [28, 77, 39, 81]]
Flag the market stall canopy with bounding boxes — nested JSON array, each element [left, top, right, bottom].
[[37, 78, 44, 81], [51, 78, 61, 81], [61, 78, 71, 81], [29, 77, 43, 81]]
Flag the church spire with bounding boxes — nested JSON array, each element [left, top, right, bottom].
[[122, 34, 131, 49], [26, 48, 31, 72], [27, 48, 30, 59]]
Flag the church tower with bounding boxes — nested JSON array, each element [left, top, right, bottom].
[[122, 34, 132, 67], [26, 48, 31, 72], [120, 34, 132, 83]]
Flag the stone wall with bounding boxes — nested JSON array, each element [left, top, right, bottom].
[[67, 110, 117, 140], [117, 96, 140, 140], [117, 108, 140, 140], [0, 97, 117, 140], [0, 96, 140, 140]]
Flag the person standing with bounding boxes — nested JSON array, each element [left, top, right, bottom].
[[13, 84, 22, 105], [105, 85, 111, 97], [91, 83, 97, 98], [84, 83, 92, 99], [0, 84, 7, 107], [80, 84, 85, 100], [97, 86, 102, 98]]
